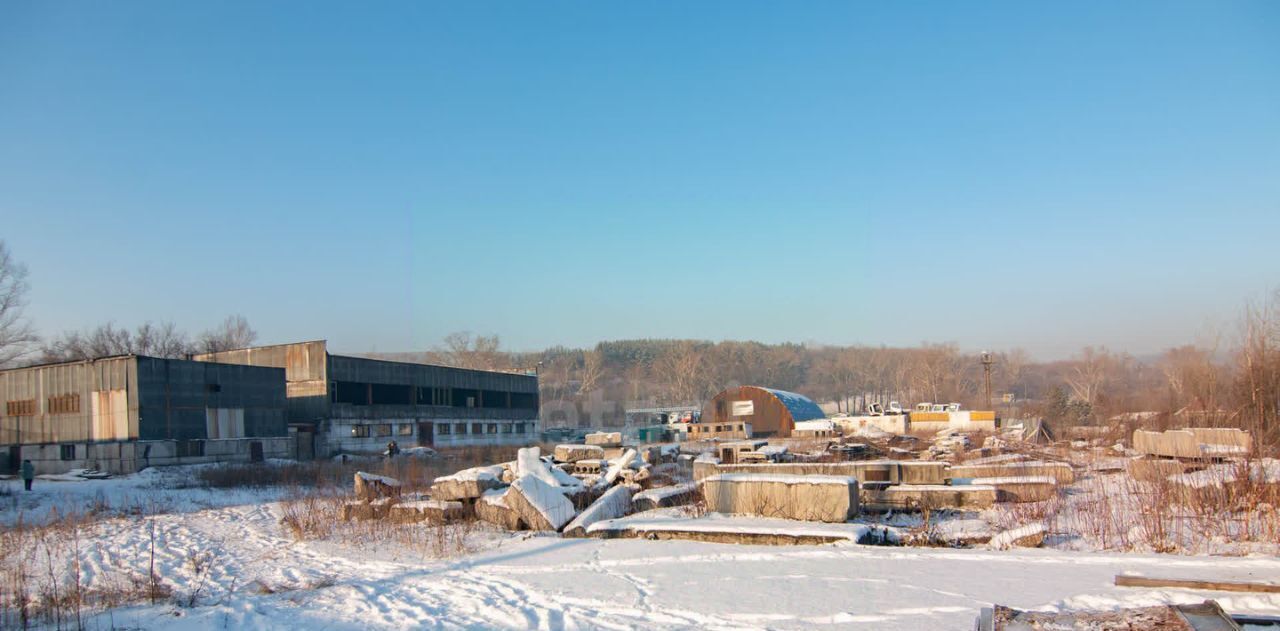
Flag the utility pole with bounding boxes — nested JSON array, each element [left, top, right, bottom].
[[981, 351, 994, 410]]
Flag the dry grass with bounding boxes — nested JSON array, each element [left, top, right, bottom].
[[276, 490, 485, 559], [988, 451, 1280, 554], [0, 510, 172, 629]]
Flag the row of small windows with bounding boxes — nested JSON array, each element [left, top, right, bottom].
[[331, 382, 537, 410], [4, 395, 79, 417], [349, 422, 529, 438]]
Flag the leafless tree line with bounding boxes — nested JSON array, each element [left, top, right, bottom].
[[0, 239, 258, 365], [414, 294, 1280, 448], [36, 315, 258, 363]]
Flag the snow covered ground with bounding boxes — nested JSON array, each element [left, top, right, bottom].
[[45, 510, 1280, 630], [4, 464, 1279, 629], [0, 466, 290, 526]]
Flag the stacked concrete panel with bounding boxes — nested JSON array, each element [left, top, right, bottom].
[[700, 473, 859, 523]]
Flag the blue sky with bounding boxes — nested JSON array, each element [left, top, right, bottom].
[[1, 1, 1277, 359]]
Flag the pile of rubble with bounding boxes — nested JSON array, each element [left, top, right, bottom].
[[341, 432, 688, 535]]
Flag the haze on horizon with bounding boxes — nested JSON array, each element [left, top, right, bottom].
[[2, 1, 1277, 362]]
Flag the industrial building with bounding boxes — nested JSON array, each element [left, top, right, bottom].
[[701, 386, 826, 438], [194, 340, 539, 455], [0, 355, 289, 474]]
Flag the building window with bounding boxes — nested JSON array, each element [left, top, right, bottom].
[[375, 424, 392, 437], [471, 423, 482, 435], [5, 399, 35, 416], [351, 425, 370, 438], [60, 444, 76, 461], [500, 424, 510, 434], [514, 423, 525, 434], [456, 423, 467, 435], [487, 423, 497, 434], [397, 424, 413, 436], [176, 440, 205, 458], [438, 423, 452, 435], [48, 394, 81, 415]]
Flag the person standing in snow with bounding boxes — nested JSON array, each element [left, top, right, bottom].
[[21, 459, 34, 492], [386, 440, 400, 458]]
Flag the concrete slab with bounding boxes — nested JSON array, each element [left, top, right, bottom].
[[700, 473, 859, 523]]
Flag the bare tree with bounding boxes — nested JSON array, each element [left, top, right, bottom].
[[1236, 290, 1280, 445], [0, 241, 37, 367], [577, 349, 605, 394], [41, 321, 196, 362], [198, 315, 257, 353], [434, 331, 507, 371]]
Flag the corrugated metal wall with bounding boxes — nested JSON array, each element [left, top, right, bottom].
[[195, 341, 329, 423], [0, 356, 287, 446], [135, 357, 287, 440], [0, 357, 137, 444]]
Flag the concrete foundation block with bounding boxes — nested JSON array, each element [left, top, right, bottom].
[[700, 473, 859, 523]]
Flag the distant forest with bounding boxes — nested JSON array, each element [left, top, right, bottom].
[[375, 294, 1280, 449]]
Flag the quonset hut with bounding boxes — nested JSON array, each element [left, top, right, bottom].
[[701, 386, 826, 438]]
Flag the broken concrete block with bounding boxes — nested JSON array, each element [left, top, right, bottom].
[[563, 485, 632, 537], [354, 472, 402, 501], [596, 448, 639, 490], [700, 473, 859, 523], [554, 444, 605, 463], [632, 482, 697, 512], [585, 431, 623, 447], [954, 476, 1057, 503], [989, 523, 1046, 549], [896, 461, 950, 485], [507, 474, 578, 531], [1126, 458, 1187, 483], [868, 484, 997, 511], [388, 499, 466, 524], [341, 497, 398, 521], [430, 465, 505, 500], [475, 488, 524, 531], [517, 447, 562, 487], [950, 461, 1074, 485]]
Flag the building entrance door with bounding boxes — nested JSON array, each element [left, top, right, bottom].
[[417, 422, 433, 447]]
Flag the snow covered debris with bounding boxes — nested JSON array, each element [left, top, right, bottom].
[[989, 523, 1047, 549], [475, 488, 523, 530], [587, 510, 876, 544], [553, 444, 604, 463], [354, 472, 402, 500], [389, 499, 465, 524], [585, 431, 623, 447], [596, 448, 639, 490], [507, 474, 578, 531], [563, 485, 633, 537], [1168, 458, 1280, 488], [633, 482, 698, 512], [431, 465, 505, 500], [517, 447, 563, 487]]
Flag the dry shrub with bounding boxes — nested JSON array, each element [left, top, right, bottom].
[[1038, 450, 1280, 554], [276, 489, 485, 559], [0, 510, 175, 629]]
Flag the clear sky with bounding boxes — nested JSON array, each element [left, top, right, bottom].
[[1, 1, 1277, 360]]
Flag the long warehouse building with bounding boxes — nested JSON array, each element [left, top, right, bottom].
[[0, 355, 289, 474], [194, 340, 540, 456]]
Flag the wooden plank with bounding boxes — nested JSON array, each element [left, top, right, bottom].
[[1115, 575, 1280, 594]]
